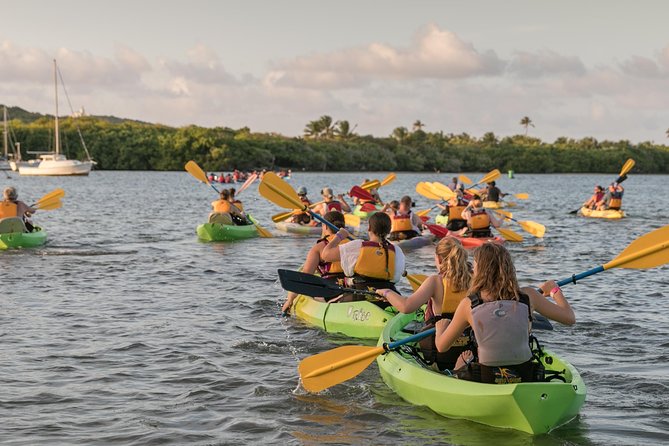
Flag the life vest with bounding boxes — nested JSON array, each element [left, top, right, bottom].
[[448, 204, 466, 221], [468, 207, 490, 230], [609, 191, 623, 209], [325, 201, 342, 212], [353, 241, 396, 281], [469, 293, 532, 367], [0, 201, 18, 219], [390, 212, 415, 233], [317, 235, 348, 278], [212, 199, 232, 213]]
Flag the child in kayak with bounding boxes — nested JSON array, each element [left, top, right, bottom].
[[388, 195, 425, 241], [281, 211, 347, 315], [435, 243, 575, 383], [322, 212, 405, 301], [460, 197, 503, 238], [376, 237, 472, 369]]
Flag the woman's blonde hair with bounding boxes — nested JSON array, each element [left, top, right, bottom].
[[469, 243, 520, 300], [435, 237, 471, 292]]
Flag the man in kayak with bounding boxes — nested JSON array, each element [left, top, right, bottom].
[[596, 182, 624, 211], [435, 243, 575, 382], [437, 190, 468, 231], [388, 195, 425, 241], [281, 211, 348, 315], [582, 185, 605, 210], [0, 187, 36, 231], [460, 197, 503, 238], [314, 187, 351, 216], [483, 181, 506, 202], [289, 186, 313, 225], [447, 177, 459, 191], [321, 212, 405, 301], [210, 189, 247, 226]]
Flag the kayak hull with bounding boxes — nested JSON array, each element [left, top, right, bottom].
[[377, 313, 586, 434], [483, 201, 516, 209], [275, 222, 322, 236], [441, 233, 504, 249], [196, 222, 259, 241], [0, 227, 47, 249], [391, 234, 434, 251], [580, 207, 625, 219], [352, 204, 382, 219], [291, 294, 398, 339]]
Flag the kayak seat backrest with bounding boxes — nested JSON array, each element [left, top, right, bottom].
[[209, 212, 233, 226], [0, 217, 27, 234]]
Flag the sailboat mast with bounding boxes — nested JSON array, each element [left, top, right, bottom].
[[54, 59, 60, 155], [3, 106, 7, 158]]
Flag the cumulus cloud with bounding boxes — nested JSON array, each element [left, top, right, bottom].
[[264, 23, 505, 89], [162, 43, 238, 85], [507, 50, 586, 78]]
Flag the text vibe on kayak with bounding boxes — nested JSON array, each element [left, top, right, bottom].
[[347, 305, 372, 322]]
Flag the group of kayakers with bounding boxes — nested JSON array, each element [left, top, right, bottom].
[[582, 182, 624, 211], [207, 169, 293, 184]]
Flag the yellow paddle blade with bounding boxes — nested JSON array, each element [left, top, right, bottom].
[[619, 158, 635, 177], [299, 345, 385, 392], [36, 200, 62, 211], [406, 274, 427, 292], [415, 182, 442, 201], [258, 172, 305, 210], [361, 179, 381, 190], [35, 195, 63, 209], [518, 220, 546, 238], [494, 210, 513, 219], [380, 173, 396, 187], [271, 210, 299, 223], [497, 227, 523, 242], [513, 193, 529, 200], [605, 224, 669, 270], [477, 169, 501, 185], [458, 174, 472, 185], [430, 182, 456, 200], [185, 160, 210, 184], [466, 188, 481, 197], [255, 223, 273, 238], [344, 213, 361, 227], [35, 188, 65, 206], [417, 208, 433, 217]]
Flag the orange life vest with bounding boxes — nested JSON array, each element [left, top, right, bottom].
[[469, 207, 490, 230], [212, 199, 232, 213], [609, 191, 623, 209], [448, 204, 466, 221], [354, 241, 396, 281], [390, 213, 414, 233], [0, 201, 18, 219]]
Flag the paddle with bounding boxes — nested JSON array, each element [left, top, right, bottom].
[[465, 169, 501, 195], [425, 224, 449, 239], [492, 210, 545, 238], [278, 269, 379, 302], [406, 273, 427, 292], [380, 173, 397, 187], [458, 174, 472, 185], [34, 200, 62, 211], [569, 159, 635, 214], [298, 224, 669, 392], [349, 186, 375, 202], [361, 179, 381, 190], [271, 201, 325, 223], [237, 173, 258, 196], [185, 160, 273, 238], [513, 193, 529, 200], [344, 213, 361, 228], [31, 188, 66, 208]]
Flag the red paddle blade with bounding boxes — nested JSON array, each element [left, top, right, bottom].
[[419, 215, 430, 223], [360, 202, 379, 212], [426, 224, 449, 238], [349, 186, 374, 201]]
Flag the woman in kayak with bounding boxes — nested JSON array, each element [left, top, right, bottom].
[[281, 211, 347, 315], [388, 195, 425, 241], [434, 243, 575, 383], [376, 237, 472, 369], [0, 187, 36, 230], [460, 197, 503, 238], [314, 187, 351, 216], [582, 185, 604, 210], [210, 189, 246, 225], [321, 212, 405, 300]]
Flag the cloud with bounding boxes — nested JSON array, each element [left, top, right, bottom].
[[162, 43, 238, 85], [507, 49, 586, 78], [264, 23, 505, 89]]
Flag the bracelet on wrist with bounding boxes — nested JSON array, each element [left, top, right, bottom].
[[550, 286, 562, 296]]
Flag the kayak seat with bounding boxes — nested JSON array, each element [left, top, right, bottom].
[[0, 217, 27, 234], [208, 212, 233, 226]]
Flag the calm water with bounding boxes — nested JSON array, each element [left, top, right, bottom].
[[1, 171, 667, 445]]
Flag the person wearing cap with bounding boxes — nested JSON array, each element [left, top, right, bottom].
[[289, 186, 313, 225], [483, 181, 505, 202], [583, 185, 605, 210], [314, 187, 351, 217], [596, 182, 624, 211], [1, 186, 37, 231]]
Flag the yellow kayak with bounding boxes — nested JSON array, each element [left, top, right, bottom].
[[580, 207, 625, 219]]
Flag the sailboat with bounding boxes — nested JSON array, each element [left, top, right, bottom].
[[0, 106, 10, 171], [18, 60, 95, 176]]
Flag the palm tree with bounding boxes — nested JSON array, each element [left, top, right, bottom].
[[666, 128, 669, 138], [412, 120, 425, 132], [334, 120, 357, 139], [520, 116, 535, 135], [303, 120, 324, 139], [392, 126, 409, 143], [319, 115, 335, 138]]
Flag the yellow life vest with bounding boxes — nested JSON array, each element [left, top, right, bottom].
[[390, 213, 413, 233], [469, 208, 490, 230], [448, 205, 466, 221], [0, 201, 18, 219], [440, 278, 468, 314], [317, 235, 348, 275], [609, 194, 622, 209], [212, 199, 232, 213], [354, 241, 396, 281]]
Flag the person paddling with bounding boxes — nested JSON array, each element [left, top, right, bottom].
[[582, 185, 604, 210], [435, 243, 575, 383], [321, 212, 405, 301], [289, 186, 313, 225], [388, 195, 425, 241], [314, 187, 351, 216], [596, 182, 624, 211], [483, 181, 506, 202], [281, 211, 348, 315], [437, 190, 468, 232], [460, 197, 503, 238], [210, 189, 247, 225], [0, 187, 36, 231]]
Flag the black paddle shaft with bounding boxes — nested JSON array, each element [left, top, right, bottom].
[[278, 269, 378, 301]]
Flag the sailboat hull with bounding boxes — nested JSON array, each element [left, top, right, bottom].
[[19, 158, 93, 176]]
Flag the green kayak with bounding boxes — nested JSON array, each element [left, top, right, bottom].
[[0, 226, 47, 249], [291, 294, 398, 339], [352, 204, 382, 219], [196, 222, 258, 241], [377, 313, 586, 434]]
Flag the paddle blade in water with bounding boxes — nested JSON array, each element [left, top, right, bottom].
[[458, 174, 472, 185], [380, 173, 396, 187], [255, 223, 273, 238], [277, 269, 344, 299], [497, 227, 523, 242], [514, 193, 529, 200], [518, 220, 546, 238], [361, 179, 381, 190], [259, 172, 304, 210], [605, 224, 669, 270], [299, 345, 384, 392]]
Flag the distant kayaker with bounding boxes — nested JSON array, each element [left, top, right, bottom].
[[388, 195, 425, 241], [0, 187, 36, 231], [210, 189, 246, 225], [290, 186, 313, 225], [314, 187, 351, 216], [281, 211, 348, 315], [483, 181, 505, 202], [437, 190, 468, 232], [447, 177, 459, 191], [435, 243, 575, 383], [460, 198, 503, 238], [582, 185, 605, 210], [596, 182, 624, 211], [376, 237, 472, 370], [321, 212, 406, 300]]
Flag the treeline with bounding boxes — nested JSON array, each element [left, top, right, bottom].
[[6, 116, 669, 173]]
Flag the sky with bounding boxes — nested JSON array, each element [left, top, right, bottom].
[[1, 0, 668, 143]]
